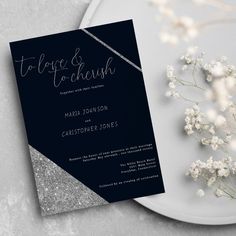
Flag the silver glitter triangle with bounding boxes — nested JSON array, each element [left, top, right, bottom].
[[29, 145, 108, 216]]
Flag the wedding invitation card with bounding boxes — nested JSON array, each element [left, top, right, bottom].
[[10, 20, 164, 216]]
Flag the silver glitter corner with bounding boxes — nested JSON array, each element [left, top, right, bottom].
[[29, 145, 108, 216]]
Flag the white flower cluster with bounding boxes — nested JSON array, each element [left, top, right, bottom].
[[184, 105, 203, 135], [165, 65, 180, 98], [186, 156, 236, 181], [186, 156, 236, 198], [165, 47, 236, 198], [183, 104, 227, 151], [150, 0, 198, 44], [201, 136, 224, 151], [180, 46, 204, 66], [150, 0, 236, 45], [203, 58, 236, 111]]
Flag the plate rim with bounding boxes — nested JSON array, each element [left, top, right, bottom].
[[135, 197, 236, 225], [79, 0, 102, 28], [79, 0, 236, 226]]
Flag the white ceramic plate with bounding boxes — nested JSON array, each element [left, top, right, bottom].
[[80, 0, 236, 225]]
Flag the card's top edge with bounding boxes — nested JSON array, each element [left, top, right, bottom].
[[9, 19, 133, 46]]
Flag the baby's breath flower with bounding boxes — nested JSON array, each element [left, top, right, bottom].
[[187, 156, 236, 197], [205, 89, 214, 100], [184, 105, 204, 135], [207, 176, 216, 186], [215, 188, 224, 197], [209, 126, 215, 135], [168, 82, 175, 89], [166, 65, 174, 78], [172, 91, 180, 98], [184, 124, 194, 135], [165, 90, 172, 97], [218, 167, 230, 177], [214, 115, 226, 127], [165, 47, 236, 198], [196, 189, 205, 198], [211, 136, 224, 150], [230, 139, 236, 150], [182, 65, 188, 71]]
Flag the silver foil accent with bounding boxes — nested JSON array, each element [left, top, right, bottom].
[[29, 145, 108, 216], [81, 28, 142, 72]]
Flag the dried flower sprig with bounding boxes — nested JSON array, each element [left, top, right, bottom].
[[150, 0, 236, 45], [165, 47, 236, 198]]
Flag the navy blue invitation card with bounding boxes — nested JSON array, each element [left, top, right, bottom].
[[10, 20, 164, 216]]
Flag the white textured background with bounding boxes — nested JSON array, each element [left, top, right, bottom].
[[1, 0, 236, 235]]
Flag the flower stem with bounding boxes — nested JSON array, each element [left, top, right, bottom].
[[198, 18, 236, 29]]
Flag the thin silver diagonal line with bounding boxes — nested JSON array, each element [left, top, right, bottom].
[[81, 28, 142, 72]]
